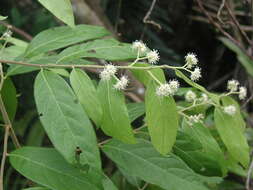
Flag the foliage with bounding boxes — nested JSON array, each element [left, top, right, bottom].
[[0, 1, 252, 190]]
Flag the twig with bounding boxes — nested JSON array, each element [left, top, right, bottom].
[[139, 182, 149, 190], [225, 2, 252, 46], [143, 0, 161, 30], [0, 95, 20, 148], [0, 125, 9, 190], [217, 0, 226, 24], [246, 157, 253, 190], [0, 21, 33, 41]]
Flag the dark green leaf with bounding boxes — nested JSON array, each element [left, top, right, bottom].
[[70, 69, 102, 126], [10, 147, 100, 190], [34, 70, 101, 168], [25, 25, 110, 58], [97, 79, 136, 144], [145, 81, 178, 155], [102, 139, 220, 190], [37, 0, 74, 27]]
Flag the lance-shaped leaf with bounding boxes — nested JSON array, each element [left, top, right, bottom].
[[214, 107, 249, 167], [145, 81, 179, 155], [10, 147, 100, 190], [37, 0, 74, 27], [56, 38, 137, 63], [0, 15, 7, 20], [70, 69, 102, 126], [97, 79, 136, 144], [34, 70, 101, 168], [102, 139, 220, 190], [25, 25, 110, 58]]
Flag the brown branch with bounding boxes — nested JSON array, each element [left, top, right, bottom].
[[225, 2, 252, 46], [195, 0, 253, 59], [246, 156, 253, 190], [0, 21, 32, 41], [0, 125, 9, 190], [143, 0, 161, 30]]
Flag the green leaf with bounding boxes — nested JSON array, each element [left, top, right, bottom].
[[70, 69, 102, 126], [10, 147, 100, 190], [219, 37, 253, 77], [37, 0, 74, 27], [0, 15, 7, 20], [25, 25, 110, 58], [127, 102, 145, 122], [102, 139, 219, 190], [131, 63, 166, 86], [1, 77, 17, 121], [145, 81, 178, 155], [221, 96, 245, 131], [214, 107, 249, 167], [102, 177, 119, 190], [26, 121, 45, 146], [34, 70, 101, 168], [56, 39, 137, 63], [97, 79, 136, 144]]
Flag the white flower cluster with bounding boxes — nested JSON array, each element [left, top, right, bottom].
[[185, 53, 198, 69], [132, 41, 160, 64], [223, 105, 236, 116], [114, 76, 129, 90], [156, 80, 179, 97], [185, 53, 201, 81], [188, 114, 204, 126], [99, 64, 117, 81], [226, 79, 247, 100], [2, 30, 12, 38], [185, 90, 209, 103]]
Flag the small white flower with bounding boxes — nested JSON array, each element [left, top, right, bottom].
[[185, 53, 198, 69], [2, 30, 12, 38], [239, 86, 247, 100], [185, 90, 196, 102], [224, 105, 236, 116], [99, 64, 117, 81], [188, 114, 204, 125], [227, 79, 239, 92], [190, 67, 201, 81], [156, 83, 171, 97], [132, 40, 147, 53], [147, 50, 160, 64], [155, 80, 179, 97], [114, 76, 129, 90], [200, 93, 208, 102]]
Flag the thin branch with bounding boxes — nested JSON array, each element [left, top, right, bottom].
[[225, 2, 252, 46], [143, 0, 161, 30], [246, 157, 253, 190], [0, 59, 183, 71], [195, 0, 252, 59], [0, 125, 9, 190], [217, 0, 226, 24], [0, 21, 33, 41], [0, 95, 20, 148]]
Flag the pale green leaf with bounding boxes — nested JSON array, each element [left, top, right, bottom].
[[34, 70, 101, 168], [49, 68, 69, 77], [56, 38, 137, 63], [70, 69, 102, 126], [146, 81, 179, 155], [10, 147, 100, 190], [102, 139, 219, 190], [23, 188, 50, 190], [25, 25, 110, 58], [37, 0, 74, 27], [97, 79, 136, 144], [214, 107, 249, 167]]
